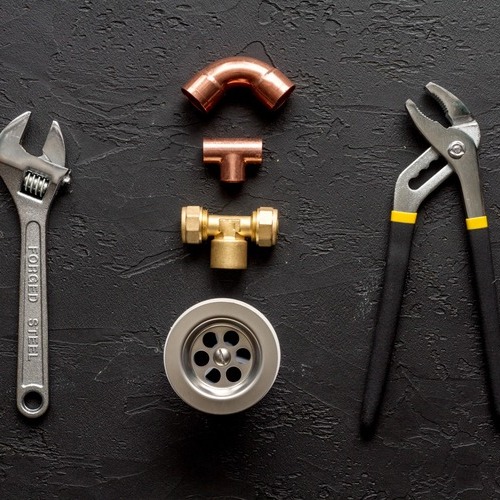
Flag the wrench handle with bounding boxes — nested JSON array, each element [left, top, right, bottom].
[[17, 215, 49, 418], [468, 223, 500, 420]]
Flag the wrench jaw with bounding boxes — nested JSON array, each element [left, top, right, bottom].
[[41, 120, 66, 168], [0, 112, 70, 419], [0, 112, 70, 212], [0, 111, 31, 155]]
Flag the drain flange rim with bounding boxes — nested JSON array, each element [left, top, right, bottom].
[[164, 298, 280, 414]]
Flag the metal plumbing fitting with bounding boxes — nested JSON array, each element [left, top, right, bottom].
[[164, 298, 280, 414], [182, 56, 295, 112], [203, 138, 262, 183], [181, 206, 278, 269]]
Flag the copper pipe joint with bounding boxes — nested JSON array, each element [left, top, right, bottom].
[[182, 56, 295, 112], [203, 138, 262, 183]]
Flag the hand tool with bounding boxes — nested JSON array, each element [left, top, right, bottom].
[[181, 205, 278, 269], [361, 83, 500, 432], [0, 112, 70, 418], [165, 298, 280, 414]]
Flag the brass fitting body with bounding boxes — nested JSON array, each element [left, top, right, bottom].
[[203, 138, 262, 183], [181, 206, 278, 269], [182, 56, 295, 112]]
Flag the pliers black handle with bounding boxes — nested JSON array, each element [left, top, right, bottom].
[[361, 83, 500, 433], [361, 214, 415, 430], [467, 222, 500, 415]]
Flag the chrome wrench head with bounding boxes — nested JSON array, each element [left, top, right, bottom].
[[0, 112, 70, 418], [393, 83, 481, 215], [0, 111, 70, 206]]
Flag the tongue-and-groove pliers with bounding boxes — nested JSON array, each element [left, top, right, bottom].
[[361, 83, 500, 432]]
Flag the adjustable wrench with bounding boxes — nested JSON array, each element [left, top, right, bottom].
[[0, 112, 70, 418]]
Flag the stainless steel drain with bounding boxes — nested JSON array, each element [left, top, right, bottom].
[[164, 298, 280, 414]]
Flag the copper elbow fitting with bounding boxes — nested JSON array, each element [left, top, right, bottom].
[[181, 206, 279, 269], [203, 138, 262, 183], [182, 56, 295, 112]]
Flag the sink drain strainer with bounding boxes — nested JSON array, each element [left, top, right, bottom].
[[164, 298, 280, 414]]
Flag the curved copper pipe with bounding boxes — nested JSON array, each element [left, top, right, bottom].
[[182, 56, 295, 112]]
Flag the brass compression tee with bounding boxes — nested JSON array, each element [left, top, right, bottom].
[[181, 206, 278, 269], [182, 56, 295, 112]]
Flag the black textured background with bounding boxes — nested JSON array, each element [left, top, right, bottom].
[[1, 1, 500, 498]]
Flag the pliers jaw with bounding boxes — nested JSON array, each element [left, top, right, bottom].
[[424, 82, 477, 128], [362, 83, 500, 434], [393, 82, 482, 216], [406, 86, 484, 218]]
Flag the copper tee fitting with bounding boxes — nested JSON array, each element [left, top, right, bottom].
[[182, 56, 295, 112], [203, 138, 262, 183], [181, 206, 278, 269]]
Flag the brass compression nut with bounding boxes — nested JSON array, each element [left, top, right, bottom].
[[181, 206, 279, 269]]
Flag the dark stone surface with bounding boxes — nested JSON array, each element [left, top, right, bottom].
[[1, 1, 500, 498]]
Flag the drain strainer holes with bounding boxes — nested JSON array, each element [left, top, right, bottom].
[[192, 326, 253, 386], [206, 368, 221, 383], [203, 331, 218, 348], [165, 299, 280, 414], [194, 351, 209, 366], [236, 348, 251, 363], [224, 330, 239, 346], [226, 367, 242, 382]]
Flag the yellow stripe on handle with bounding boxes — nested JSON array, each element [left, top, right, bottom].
[[466, 215, 488, 230], [391, 210, 417, 224]]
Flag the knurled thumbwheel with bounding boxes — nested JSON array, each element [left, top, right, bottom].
[[164, 298, 280, 414]]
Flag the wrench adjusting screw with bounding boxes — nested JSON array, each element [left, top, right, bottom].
[[22, 171, 50, 199], [0, 111, 70, 418]]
